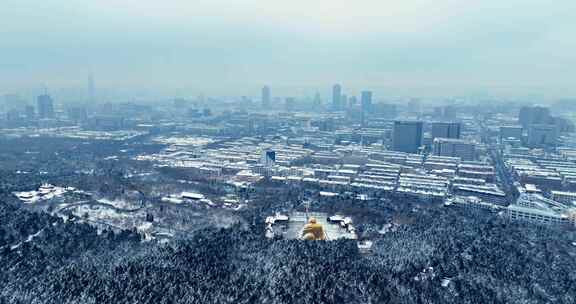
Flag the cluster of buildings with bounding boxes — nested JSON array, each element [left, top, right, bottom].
[[5, 83, 576, 230], [137, 132, 503, 205]]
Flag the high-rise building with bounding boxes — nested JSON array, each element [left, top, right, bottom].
[[433, 138, 476, 161], [37, 94, 55, 119], [332, 84, 342, 111], [499, 126, 523, 140], [25, 105, 35, 119], [313, 92, 322, 109], [519, 106, 550, 127], [361, 91, 373, 126], [261, 150, 276, 167], [431, 122, 461, 139], [262, 86, 271, 108], [527, 124, 557, 148], [88, 73, 96, 104], [392, 121, 423, 153], [68, 106, 88, 123], [348, 96, 358, 106], [285, 97, 295, 112], [361, 91, 372, 111]]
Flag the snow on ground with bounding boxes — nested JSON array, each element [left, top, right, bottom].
[[152, 136, 214, 146], [68, 204, 149, 232], [97, 198, 137, 210], [137, 222, 155, 241], [10, 228, 46, 250], [73, 204, 132, 221], [13, 184, 72, 204], [161, 196, 184, 204]]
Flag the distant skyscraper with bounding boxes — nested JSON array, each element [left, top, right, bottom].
[[67, 106, 88, 123], [499, 126, 523, 141], [431, 122, 461, 139], [433, 138, 476, 161], [361, 91, 373, 126], [349, 96, 358, 106], [343, 94, 349, 107], [332, 84, 342, 111], [392, 121, 423, 153], [262, 86, 271, 108], [361, 91, 372, 110], [88, 73, 95, 104], [519, 106, 551, 128], [261, 150, 276, 167], [37, 94, 54, 119], [313, 92, 322, 107], [25, 105, 35, 119], [527, 124, 557, 148], [285, 97, 295, 112]]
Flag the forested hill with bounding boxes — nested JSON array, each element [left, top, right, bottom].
[[1, 200, 576, 304]]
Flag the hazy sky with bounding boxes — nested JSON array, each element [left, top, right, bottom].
[[1, 0, 575, 98]]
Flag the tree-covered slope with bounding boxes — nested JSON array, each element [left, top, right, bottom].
[[1, 200, 575, 304]]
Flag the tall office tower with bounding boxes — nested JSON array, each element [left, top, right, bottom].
[[261, 149, 276, 167], [262, 86, 271, 108], [25, 105, 35, 119], [392, 121, 423, 153], [361, 91, 373, 127], [313, 92, 322, 107], [88, 73, 95, 104], [519, 106, 550, 127], [332, 84, 342, 110], [432, 138, 476, 161], [499, 126, 523, 140], [527, 124, 557, 148], [37, 94, 55, 119], [285, 97, 295, 112], [348, 96, 358, 106], [241, 96, 253, 105], [68, 106, 88, 123], [431, 122, 461, 139], [341, 94, 348, 109]]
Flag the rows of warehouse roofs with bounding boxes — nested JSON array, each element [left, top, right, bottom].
[[505, 154, 576, 191], [134, 134, 505, 203], [259, 159, 502, 202]]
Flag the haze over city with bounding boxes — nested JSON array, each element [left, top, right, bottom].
[[2, 0, 576, 98]]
